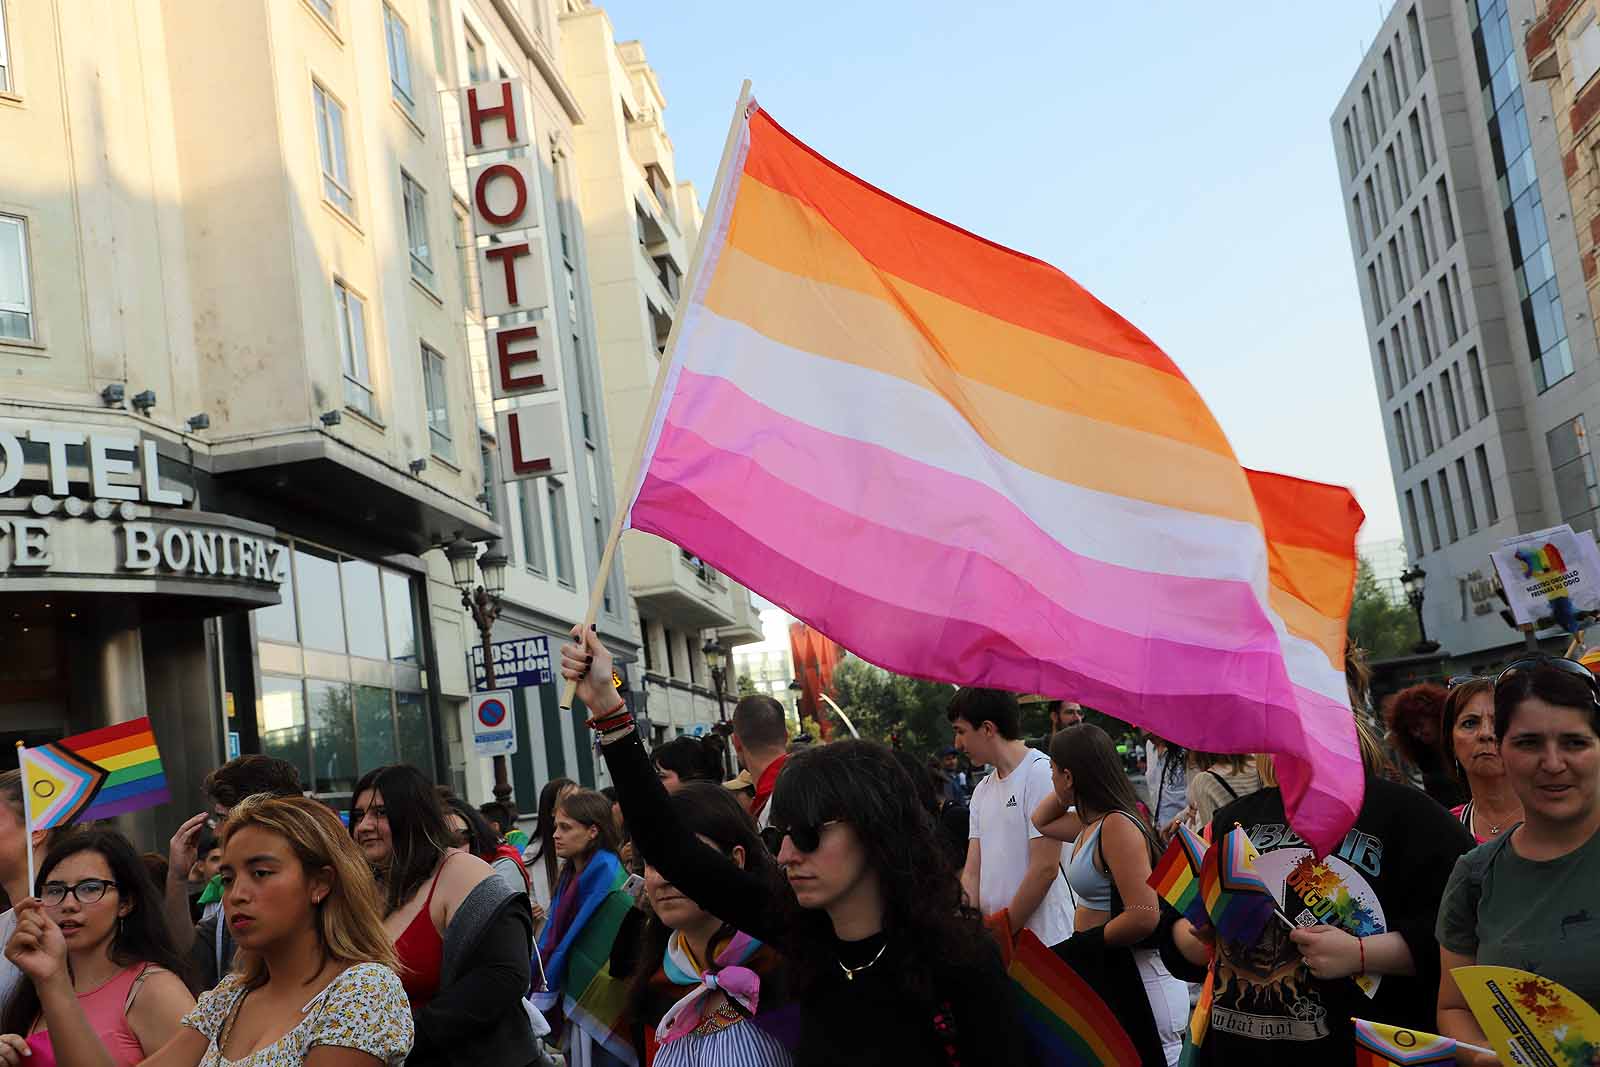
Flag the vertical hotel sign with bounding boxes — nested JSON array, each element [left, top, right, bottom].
[[459, 78, 569, 479]]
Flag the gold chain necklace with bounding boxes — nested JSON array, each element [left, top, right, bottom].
[[837, 941, 887, 981]]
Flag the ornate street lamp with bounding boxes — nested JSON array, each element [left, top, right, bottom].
[[702, 637, 732, 776], [1399, 564, 1441, 655], [447, 536, 515, 809]]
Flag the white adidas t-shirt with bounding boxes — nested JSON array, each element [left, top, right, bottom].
[[969, 747, 1075, 946]]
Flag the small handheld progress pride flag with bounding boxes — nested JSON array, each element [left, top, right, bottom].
[[1147, 823, 1210, 927], [1198, 826, 1277, 944]]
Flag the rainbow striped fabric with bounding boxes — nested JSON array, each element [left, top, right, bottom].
[[1148, 824, 1210, 927], [1009, 929, 1139, 1066], [1199, 827, 1276, 944], [18, 718, 169, 829], [1353, 1020, 1458, 1066], [623, 97, 1366, 853]]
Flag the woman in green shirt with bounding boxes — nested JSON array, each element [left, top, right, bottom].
[[1437, 655, 1600, 1063]]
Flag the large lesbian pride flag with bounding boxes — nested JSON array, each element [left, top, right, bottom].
[[624, 96, 1366, 853]]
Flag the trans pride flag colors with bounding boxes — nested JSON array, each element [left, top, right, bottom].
[[18, 718, 170, 831], [623, 94, 1367, 853], [1199, 827, 1277, 945]]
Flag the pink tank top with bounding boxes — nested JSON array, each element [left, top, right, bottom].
[[27, 963, 149, 1067]]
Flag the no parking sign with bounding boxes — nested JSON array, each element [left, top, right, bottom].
[[471, 690, 518, 758]]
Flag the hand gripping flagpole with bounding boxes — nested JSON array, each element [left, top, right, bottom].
[[560, 78, 755, 712]]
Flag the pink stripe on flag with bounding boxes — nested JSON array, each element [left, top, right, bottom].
[[631, 460, 1362, 845], [658, 370, 1278, 656]]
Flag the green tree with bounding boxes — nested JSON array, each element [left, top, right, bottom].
[[829, 656, 957, 757], [1347, 558, 1420, 658], [736, 673, 758, 698]]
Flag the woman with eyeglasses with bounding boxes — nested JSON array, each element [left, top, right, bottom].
[[0, 831, 195, 1066], [561, 626, 1024, 1067], [1, 795, 412, 1067], [1440, 678, 1524, 844], [1436, 656, 1600, 1064]]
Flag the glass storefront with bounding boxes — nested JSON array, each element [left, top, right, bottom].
[[252, 537, 432, 801]]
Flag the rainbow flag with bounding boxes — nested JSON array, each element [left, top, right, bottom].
[[1353, 1020, 1458, 1066], [1199, 827, 1276, 944], [1149, 824, 1210, 927], [620, 90, 1366, 854], [1009, 929, 1139, 1066], [61, 719, 170, 820]]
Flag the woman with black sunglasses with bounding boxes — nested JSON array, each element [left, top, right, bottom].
[[1436, 656, 1600, 1064], [561, 627, 1024, 1067]]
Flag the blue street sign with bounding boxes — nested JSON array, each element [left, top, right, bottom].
[[470, 636, 553, 692]]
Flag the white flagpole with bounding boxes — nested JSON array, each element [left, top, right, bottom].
[[14, 741, 33, 894]]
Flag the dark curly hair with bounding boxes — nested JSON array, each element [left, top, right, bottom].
[[651, 734, 727, 786], [1385, 682, 1448, 768], [768, 739, 996, 1004]]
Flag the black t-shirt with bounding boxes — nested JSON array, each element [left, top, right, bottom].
[[1189, 778, 1473, 1067]]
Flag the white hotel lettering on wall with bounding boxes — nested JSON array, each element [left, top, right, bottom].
[[0, 422, 285, 587]]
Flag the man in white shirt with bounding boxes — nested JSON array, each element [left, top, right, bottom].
[[0, 769, 54, 1008], [950, 688, 1075, 947]]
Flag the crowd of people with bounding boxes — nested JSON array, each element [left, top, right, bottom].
[[0, 632, 1591, 1066]]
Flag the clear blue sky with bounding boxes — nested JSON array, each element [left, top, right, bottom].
[[600, 1, 1406, 541]]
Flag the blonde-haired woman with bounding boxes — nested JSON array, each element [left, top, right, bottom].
[[0, 794, 413, 1067]]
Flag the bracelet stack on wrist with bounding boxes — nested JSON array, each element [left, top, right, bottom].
[[586, 701, 631, 735]]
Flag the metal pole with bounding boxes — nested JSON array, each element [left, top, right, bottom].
[[465, 586, 514, 811]]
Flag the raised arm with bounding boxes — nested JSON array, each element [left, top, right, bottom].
[[561, 628, 788, 945], [164, 813, 209, 952]]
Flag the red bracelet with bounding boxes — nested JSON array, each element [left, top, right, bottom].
[[1357, 936, 1366, 974], [585, 703, 629, 730]]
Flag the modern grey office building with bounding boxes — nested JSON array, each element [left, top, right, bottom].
[[1333, 0, 1600, 661]]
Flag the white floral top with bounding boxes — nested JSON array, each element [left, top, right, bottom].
[[181, 962, 413, 1066]]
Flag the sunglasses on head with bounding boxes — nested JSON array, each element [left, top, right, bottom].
[[760, 819, 840, 855], [1494, 655, 1600, 695]]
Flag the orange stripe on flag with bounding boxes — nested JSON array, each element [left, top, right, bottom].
[[743, 108, 1188, 381]]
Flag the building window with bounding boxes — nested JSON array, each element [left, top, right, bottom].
[[1367, 264, 1386, 323], [1423, 291, 1442, 355], [306, 0, 335, 23], [1440, 368, 1461, 437], [1437, 470, 1459, 542], [1417, 397, 1436, 455], [383, 4, 415, 111], [1351, 196, 1368, 254], [1467, 348, 1489, 418], [1411, 209, 1429, 272], [479, 442, 497, 520], [1406, 489, 1425, 557], [664, 625, 678, 677], [1456, 457, 1479, 533], [1343, 118, 1360, 178], [0, 0, 11, 93], [642, 620, 656, 672], [1413, 304, 1433, 366], [548, 479, 574, 586], [463, 23, 487, 83], [1475, 445, 1499, 524], [1548, 416, 1600, 532], [1407, 7, 1427, 74], [1409, 111, 1429, 176], [1418, 95, 1437, 161], [1387, 239, 1406, 301], [421, 343, 452, 461], [334, 280, 375, 419], [519, 483, 547, 574], [1362, 85, 1380, 150], [1394, 409, 1412, 468], [1450, 360, 1471, 427], [1436, 276, 1459, 344], [1387, 144, 1407, 203], [1435, 177, 1456, 246], [1572, 14, 1600, 90], [401, 171, 434, 287], [454, 203, 478, 316], [1419, 479, 1441, 550], [0, 214, 34, 341], [313, 82, 355, 217], [1391, 324, 1411, 384], [1383, 48, 1403, 116], [1377, 338, 1394, 399]]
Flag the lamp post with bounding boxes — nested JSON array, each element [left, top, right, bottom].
[[1399, 564, 1441, 655], [702, 637, 731, 776], [446, 536, 514, 810]]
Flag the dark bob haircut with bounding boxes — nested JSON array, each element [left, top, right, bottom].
[[1493, 659, 1600, 742]]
